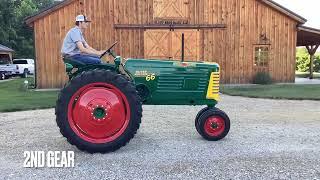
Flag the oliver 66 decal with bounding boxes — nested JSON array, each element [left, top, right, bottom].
[[135, 71, 156, 81], [146, 74, 156, 81]]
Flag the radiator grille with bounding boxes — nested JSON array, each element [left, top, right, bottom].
[[206, 72, 220, 101]]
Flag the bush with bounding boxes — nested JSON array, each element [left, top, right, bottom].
[[296, 55, 310, 72], [296, 48, 310, 72], [296, 48, 320, 72], [252, 72, 273, 85]]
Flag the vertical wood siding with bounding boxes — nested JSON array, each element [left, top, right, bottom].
[[33, 0, 298, 88]]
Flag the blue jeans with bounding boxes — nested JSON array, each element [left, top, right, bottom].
[[70, 54, 101, 65]]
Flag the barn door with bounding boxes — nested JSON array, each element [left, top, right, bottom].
[[171, 30, 200, 60], [144, 30, 172, 59], [144, 29, 200, 61], [153, 0, 190, 20]]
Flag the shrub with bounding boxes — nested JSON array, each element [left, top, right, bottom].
[[314, 58, 320, 72], [252, 72, 273, 85], [295, 48, 320, 73], [296, 55, 310, 72]]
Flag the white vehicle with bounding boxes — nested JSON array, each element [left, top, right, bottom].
[[12, 59, 35, 78], [0, 59, 15, 78], [0, 70, 12, 80], [0, 59, 35, 78]]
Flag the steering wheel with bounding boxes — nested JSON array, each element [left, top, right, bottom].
[[100, 41, 118, 58]]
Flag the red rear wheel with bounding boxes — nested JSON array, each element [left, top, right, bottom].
[[67, 83, 130, 143], [56, 69, 142, 153]]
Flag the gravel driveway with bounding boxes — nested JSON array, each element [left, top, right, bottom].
[[1, 95, 320, 180]]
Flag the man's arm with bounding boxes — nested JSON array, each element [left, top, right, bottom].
[[76, 42, 104, 56], [84, 43, 97, 52]]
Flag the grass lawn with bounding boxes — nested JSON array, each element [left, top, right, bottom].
[[0, 78, 58, 112], [221, 84, 320, 100], [296, 72, 320, 79]]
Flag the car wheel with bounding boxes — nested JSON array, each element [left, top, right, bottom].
[[0, 73, 5, 80], [22, 69, 28, 78]]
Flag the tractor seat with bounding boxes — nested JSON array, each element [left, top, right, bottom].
[[63, 57, 86, 68]]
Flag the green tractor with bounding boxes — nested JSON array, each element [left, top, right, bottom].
[[56, 42, 230, 153]]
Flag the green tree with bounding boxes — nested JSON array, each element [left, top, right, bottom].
[[33, 0, 55, 9], [314, 55, 320, 72], [0, 0, 17, 48], [0, 0, 54, 59], [296, 47, 320, 73], [296, 48, 310, 72]]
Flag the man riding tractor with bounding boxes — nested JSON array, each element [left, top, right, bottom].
[[61, 14, 104, 65], [57, 15, 230, 153]]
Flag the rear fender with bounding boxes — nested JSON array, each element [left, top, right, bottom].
[[68, 64, 118, 80]]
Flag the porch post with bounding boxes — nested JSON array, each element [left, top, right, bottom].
[[306, 45, 319, 79]]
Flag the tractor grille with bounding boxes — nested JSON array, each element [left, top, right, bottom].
[[157, 71, 209, 92], [206, 72, 220, 101]]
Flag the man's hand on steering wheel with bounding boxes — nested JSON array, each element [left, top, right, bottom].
[[100, 42, 118, 58], [97, 50, 105, 56]]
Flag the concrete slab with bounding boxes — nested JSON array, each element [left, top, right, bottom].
[[295, 78, 320, 85]]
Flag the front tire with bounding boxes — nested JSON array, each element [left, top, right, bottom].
[[195, 108, 230, 141], [195, 106, 210, 134], [56, 69, 142, 153]]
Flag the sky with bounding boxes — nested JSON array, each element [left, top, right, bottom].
[[273, 0, 320, 29]]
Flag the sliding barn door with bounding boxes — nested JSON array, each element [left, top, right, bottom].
[[171, 30, 200, 60], [144, 29, 200, 61], [144, 30, 171, 59]]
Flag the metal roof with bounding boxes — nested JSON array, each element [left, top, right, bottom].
[[0, 44, 14, 52], [297, 26, 320, 46]]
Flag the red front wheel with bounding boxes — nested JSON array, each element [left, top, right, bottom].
[[195, 107, 230, 141]]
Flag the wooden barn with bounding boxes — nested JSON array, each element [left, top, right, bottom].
[[26, 0, 320, 88]]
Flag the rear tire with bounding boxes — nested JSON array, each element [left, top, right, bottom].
[[22, 69, 28, 78], [56, 69, 142, 153]]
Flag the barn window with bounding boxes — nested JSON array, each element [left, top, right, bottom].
[[254, 46, 269, 67]]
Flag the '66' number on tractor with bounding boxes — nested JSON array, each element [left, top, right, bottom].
[[146, 74, 156, 81]]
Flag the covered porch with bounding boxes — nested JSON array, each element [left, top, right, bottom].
[[297, 26, 320, 79], [0, 44, 14, 64]]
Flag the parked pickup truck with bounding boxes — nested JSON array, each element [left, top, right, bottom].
[[0, 59, 34, 78], [0, 70, 12, 80], [0, 63, 15, 79], [13, 59, 35, 78]]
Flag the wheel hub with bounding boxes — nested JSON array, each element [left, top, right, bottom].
[[204, 116, 225, 137], [211, 122, 219, 129], [93, 106, 107, 120]]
